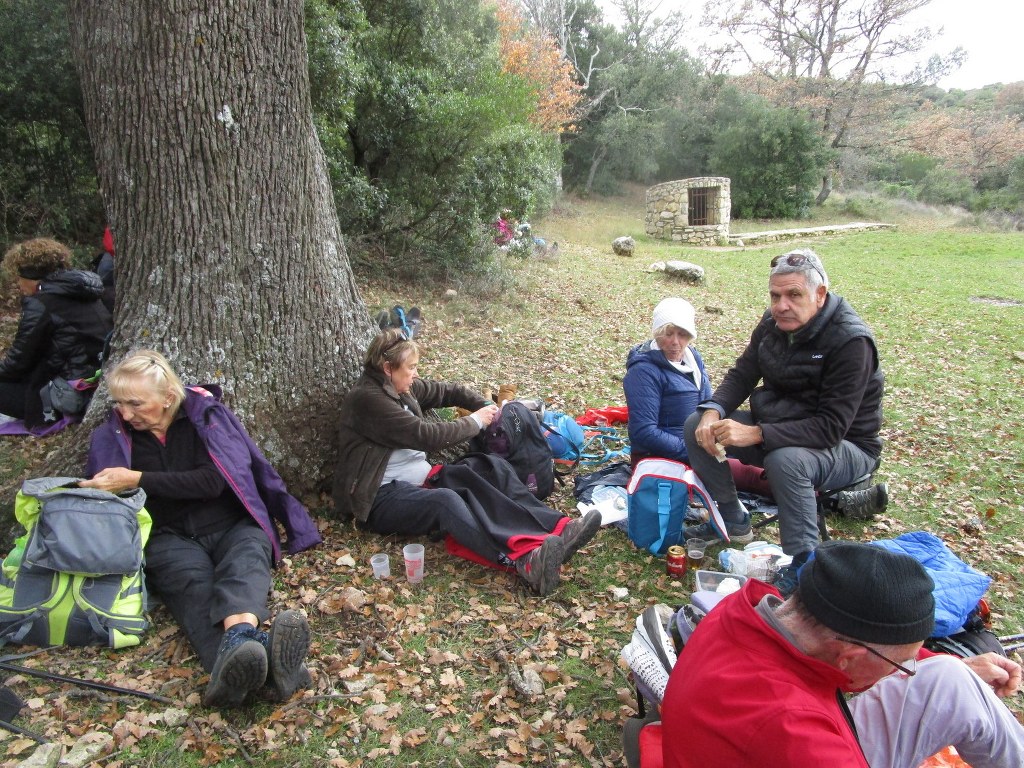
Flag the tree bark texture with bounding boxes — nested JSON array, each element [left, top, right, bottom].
[[65, 0, 373, 500]]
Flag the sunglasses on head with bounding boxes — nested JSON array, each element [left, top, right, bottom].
[[770, 252, 826, 282], [380, 330, 410, 358]]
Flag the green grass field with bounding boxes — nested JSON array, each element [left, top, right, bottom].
[[2, 191, 1022, 765]]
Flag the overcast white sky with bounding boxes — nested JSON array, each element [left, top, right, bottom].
[[598, 0, 1022, 90], [918, 0, 1023, 89]]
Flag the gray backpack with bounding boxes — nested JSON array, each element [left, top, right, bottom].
[[0, 477, 152, 649]]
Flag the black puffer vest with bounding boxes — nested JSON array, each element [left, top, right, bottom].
[[750, 295, 884, 456]]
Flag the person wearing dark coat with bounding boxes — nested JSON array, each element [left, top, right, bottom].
[[90, 226, 116, 313], [82, 350, 321, 708], [683, 249, 887, 594], [0, 238, 112, 426], [332, 329, 601, 597]]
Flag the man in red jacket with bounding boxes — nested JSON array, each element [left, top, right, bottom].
[[661, 542, 1024, 768]]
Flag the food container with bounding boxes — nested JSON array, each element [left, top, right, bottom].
[[695, 569, 748, 595]]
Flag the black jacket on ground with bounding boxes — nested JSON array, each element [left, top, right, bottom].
[[0, 269, 113, 424]]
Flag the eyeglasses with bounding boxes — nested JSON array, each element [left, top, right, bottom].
[[838, 637, 917, 676], [771, 252, 826, 283]]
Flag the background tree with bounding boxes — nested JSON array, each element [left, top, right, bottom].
[[314, 0, 563, 279], [703, 0, 963, 203], [65, 0, 372, 497], [497, 0, 583, 134], [709, 89, 834, 218], [0, 0, 101, 246]]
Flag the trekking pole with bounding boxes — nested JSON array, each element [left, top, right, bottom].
[[0, 662, 173, 704], [1003, 641, 1024, 653], [997, 632, 1024, 644], [0, 717, 48, 744]]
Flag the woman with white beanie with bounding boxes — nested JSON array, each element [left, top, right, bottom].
[[623, 297, 711, 467]]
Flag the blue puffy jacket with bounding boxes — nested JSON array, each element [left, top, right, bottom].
[[623, 340, 712, 462], [873, 531, 991, 637]]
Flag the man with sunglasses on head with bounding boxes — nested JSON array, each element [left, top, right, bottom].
[[659, 541, 1024, 768], [682, 248, 887, 593]]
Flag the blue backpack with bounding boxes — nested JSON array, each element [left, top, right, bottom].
[[541, 410, 586, 462]]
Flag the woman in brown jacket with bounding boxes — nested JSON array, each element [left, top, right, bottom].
[[332, 329, 600, 596]]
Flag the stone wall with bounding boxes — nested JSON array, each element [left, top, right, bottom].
[[645, 177, 731, 244]]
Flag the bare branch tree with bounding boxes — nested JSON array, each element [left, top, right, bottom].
[[703, 0, 963, 201]]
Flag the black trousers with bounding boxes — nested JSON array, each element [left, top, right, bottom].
[[144, 517, 273, 671], [363, 454, 564, 565], [0, 380, 30, 419]]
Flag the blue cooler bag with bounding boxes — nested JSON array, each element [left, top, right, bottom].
[[626, 458, 729, 555]]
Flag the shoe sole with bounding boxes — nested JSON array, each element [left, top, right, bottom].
[[620, 636, 670, 701], [267, 610, 311, 702], [203, 639, 268, 707], [637, 605, 677, 672], [561, 510, 602, 564], [728, 528, 755, 544]]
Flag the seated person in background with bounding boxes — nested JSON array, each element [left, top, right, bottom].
[[0, 238, 112, 426], [332, 328, 601, 597], [683, 249, 887, 592], [493, 209, 517, 245], [661, 541, 1024, 768], [91, 226, 116, 313], [623, 297, 710, 467], [81, 350, 321, 707]]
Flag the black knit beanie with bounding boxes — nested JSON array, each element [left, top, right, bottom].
[[798, 541, 935, 644]]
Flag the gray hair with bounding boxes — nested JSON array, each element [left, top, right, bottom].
[[770, 248, 828, 291]]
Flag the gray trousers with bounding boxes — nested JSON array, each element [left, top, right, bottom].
[[853, 655, 1024, 768], [145, 517, 273, 671], [683, 410, 877, 556]]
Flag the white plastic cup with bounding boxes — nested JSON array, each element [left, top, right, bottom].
[[403, 543, 425, 583], [370, 553, 390, 579], [686, 538, 708, 571]]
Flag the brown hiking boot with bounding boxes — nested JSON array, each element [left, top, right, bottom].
[[497, 383, 518, 406], [515, 536, 563, 596], [559, 509, 602, 564]]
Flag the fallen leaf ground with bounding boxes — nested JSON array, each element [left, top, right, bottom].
[[1, 190, 1023, 766]]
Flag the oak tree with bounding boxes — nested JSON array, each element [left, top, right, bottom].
[[65, 0, 373, 497]]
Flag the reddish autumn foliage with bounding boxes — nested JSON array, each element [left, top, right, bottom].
[[495, 0, 583, 134]]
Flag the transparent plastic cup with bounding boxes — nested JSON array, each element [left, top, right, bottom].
[[403, 543, 425, 583], [370, 553, 390, 579], [686, 538, 708, 571]]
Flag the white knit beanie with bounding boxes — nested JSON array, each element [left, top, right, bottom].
[[652, 297, 697, 340]]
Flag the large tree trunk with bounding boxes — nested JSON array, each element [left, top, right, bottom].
[[64, 0, 372, 500]]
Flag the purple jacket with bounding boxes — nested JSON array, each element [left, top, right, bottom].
[[86, 386, 321, 561]]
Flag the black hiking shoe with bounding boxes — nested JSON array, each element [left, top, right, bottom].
[[835, 483, 888, 520], [203, 625, 268, 707], [515, 536, 564, 596], [559, 509, 602, 564], [261, 610, 312, 703]]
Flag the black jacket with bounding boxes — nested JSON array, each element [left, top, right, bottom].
[[708, 294, 884, 458], [0, 269, 113, 422]]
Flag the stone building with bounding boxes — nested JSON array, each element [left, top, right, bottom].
[[645, 177, 731, 245]]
